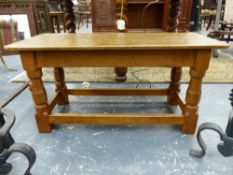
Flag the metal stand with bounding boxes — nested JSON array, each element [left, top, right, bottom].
[[190, 89, 233, 158], [0, 108, 36, 175]]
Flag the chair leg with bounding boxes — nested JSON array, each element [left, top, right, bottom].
[[86, 14, 89, 28], [78, 14, 82, 29]]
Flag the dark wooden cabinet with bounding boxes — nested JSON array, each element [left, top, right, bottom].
[[126, 0, 169, 31], [178, 0, 193, 31], [92, 0, 192, 32], [91, 0, 116, 32]]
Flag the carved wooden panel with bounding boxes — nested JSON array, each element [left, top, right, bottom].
[[0, 0, 49, 36], [178, 0, 192, 31], [91, 0, 116, 32]]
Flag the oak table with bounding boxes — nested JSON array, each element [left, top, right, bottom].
[[4, 32, 228, 134]]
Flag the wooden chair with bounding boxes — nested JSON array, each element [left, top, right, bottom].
[[201, 0, 221, 31], [208, 21, 233, 43], [48, 0, 66, 33], [76, 1, 91, 29]]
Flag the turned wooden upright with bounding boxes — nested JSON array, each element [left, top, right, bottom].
[[167, 0, 182, 106], [114, 0, 128, 82]]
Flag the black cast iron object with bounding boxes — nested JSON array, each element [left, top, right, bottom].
[[190, 89, 233, 158], [0, 108, 36, 175]]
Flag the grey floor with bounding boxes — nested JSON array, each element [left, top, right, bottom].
[[0, 25, 233, 174]]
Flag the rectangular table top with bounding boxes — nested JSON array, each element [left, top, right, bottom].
[[4, 32, 229, 52]]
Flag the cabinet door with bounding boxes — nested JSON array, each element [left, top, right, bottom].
[[178, 0, 193, 31], [91, 0, 116, 32]]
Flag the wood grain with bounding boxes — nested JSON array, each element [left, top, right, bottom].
[[4, 33, 229, 52], [67, 88, 169, 96], [49, 113, 184, 125], [182, 50, 212, 134], [20, 52, 52, 132]]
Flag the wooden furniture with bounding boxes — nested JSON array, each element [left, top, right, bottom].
[[75, 1, 91, 29], [49, 11, 66, 33], [179, 0, 193, 31], [218, 21, 233, 43], [0, 0, 50, 70], [91, 0, 192, 32], [207, 21, 233, 43], [0, 0, 49, 36], [91, 0, 116, 32], [62, 0, 191, 81], [90, 0, 192, 81], [0, 19, 18, 69], [201, 0, 226, 31], [5, 32, 228, 134]]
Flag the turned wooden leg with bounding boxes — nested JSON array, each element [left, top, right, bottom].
[[182, 50, 211, 134], [167, 67, 182, 105], [21, 52, 52, 133], [54, 67, 69, 105], [64, 0, 76, 33], [114, 67, 128, 82], [62, 14, 66, 33]]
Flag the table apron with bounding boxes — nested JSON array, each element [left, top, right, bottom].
[[31, 50, 198, 67]]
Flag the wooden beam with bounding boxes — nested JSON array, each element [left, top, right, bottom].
[[48, 92, 60, 112], [67, 88, 169, 96], [175, 91, 185, 111], [48, 113, 184, 125]]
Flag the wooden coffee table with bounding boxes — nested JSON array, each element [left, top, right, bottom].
[[4, 32, 228, 134]]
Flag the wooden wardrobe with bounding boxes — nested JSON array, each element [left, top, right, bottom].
[[91, 0, 193, 32]]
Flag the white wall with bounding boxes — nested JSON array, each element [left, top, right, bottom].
[[0, 14, 31, 39]]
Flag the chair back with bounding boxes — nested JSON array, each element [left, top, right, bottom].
[[48, 0, 62, 12], [78, 1, 90, 14], [203, 0, 217, 10]]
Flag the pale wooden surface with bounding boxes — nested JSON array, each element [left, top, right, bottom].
[[4, 32, 228, 51]]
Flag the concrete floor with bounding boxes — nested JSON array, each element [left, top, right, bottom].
[[0, 25, 233, 174], [4, 82, 233, 175]]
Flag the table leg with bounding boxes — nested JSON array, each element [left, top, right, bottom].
[[62, 15, 66, 33], [167, 67, 182, 105], [54, 67, 69, 105], [227, 27, 232, 43], [56, 16, 60, 33], [206, 15, 213, 31], [114, 67, 128, 82], [21, 52, 52, 133], [49, 16, 55, 33], [182, 50, 211, 134], [86, 14, 89, 28], [64, 0, 76, 33]]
